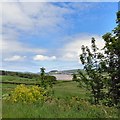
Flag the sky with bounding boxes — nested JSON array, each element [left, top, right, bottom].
[[1, 1, 118, 73]]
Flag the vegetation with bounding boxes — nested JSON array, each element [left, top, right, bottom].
[[3, 97, 118, 118], [1, 70, 40, 80], [1, 69, 57, 88], [40, 67, 46, 88], [72, 74, 78, 82], [2, 80, 119, 118], [102, 11, 120, 106], [1, 75, 37, 82], [1, 7, 120, 120], [8, 84, 47, 103], [79, 38, 106, 104], [40, 67, 57, 88], [79, 11, 120, 107]]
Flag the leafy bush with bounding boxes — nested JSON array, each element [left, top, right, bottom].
[[9, 84, 47, 103]]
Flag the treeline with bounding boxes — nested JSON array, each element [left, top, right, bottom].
[[0, 70, 56, 83], [0, 70, 40, 79]]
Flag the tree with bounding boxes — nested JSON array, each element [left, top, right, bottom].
[[44, 75, 57, 88], [102, 11, 120, 106], [40, 67, 46, 88], [79, 11, 120, 106], [72, 74, 78, 81], [79, 38, 106, 104], [40, 67, 57, 89]]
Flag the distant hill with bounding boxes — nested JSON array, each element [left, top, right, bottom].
[[48, 69, 84, 75]]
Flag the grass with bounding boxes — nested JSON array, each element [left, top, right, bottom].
[[2, 98, 119, 118], [1, 75, 40, 96], [2, 78, 88, 99], [1, 75, 119, 118], [1, 75, 38, 82], [53, 81, 89, 99]]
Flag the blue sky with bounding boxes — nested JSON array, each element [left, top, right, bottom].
[[1, 2, 118, 73]]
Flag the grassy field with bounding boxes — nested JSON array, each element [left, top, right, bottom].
[[1, 75, 40, 97], [1, 75, 38, 82], [1, 75, 119, 118]]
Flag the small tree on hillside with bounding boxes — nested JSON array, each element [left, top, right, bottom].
[[40, 67, 46, 88], [72, 74, 78, 81], [40, 68, 56, 89]]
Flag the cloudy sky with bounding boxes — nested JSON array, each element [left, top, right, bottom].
[[1, 1, 118, 72]]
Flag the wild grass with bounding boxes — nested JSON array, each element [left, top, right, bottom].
[[1, 75, 119, 118], [2, 98, 118, 118], [53, 81, 89, 99], [1, 75, 40, 96], [1, 75, 37, 82]]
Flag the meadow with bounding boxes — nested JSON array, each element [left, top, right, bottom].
[[1, 75, 119, 118]]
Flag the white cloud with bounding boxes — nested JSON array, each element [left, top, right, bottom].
[[2, 2, 73, 33], [1, 2, 74, 57], [1, 2, 108, 72], [1, 25, 46, 56], [62, 53, 75, 60], [2, 2, 34, 31], [1, 37, 46, 55], [33, 55, 56, 61], [2, 2, 96, 35], [1, 2, 97, 52], [4, 55, 26, 61], [61, 34, 105, 61]]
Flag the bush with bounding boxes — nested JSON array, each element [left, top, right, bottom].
[[9, 84, 47, 103], [40, 75, 57, 88]]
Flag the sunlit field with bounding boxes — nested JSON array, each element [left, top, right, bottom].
[[1, 75, 119, 118]]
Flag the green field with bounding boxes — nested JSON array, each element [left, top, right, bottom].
[[1, 75, 119, 118], [1, 75, 38, 82], [1, 75, 39, 96]]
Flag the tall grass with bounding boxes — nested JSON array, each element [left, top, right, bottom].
[[2, 98, 118, 118], [2, 79, 119, 118]]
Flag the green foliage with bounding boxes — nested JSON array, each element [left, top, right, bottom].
[[40, 67, 57, 89], [102, 11, 120, 106], [72, 74, 78, 81], [2, 80, 119, 118], [0, 70, 40, 80], [79, 11, 120, 107], [44, 75, 57, 88], [53, 81, 88, 100], [2, 96, 118, 118], [79, 38, 106, 104], [40, 67, 46, 88]]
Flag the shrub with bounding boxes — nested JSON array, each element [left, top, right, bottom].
[[9, 84, 47, 103]]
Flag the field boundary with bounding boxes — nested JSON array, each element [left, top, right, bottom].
[[1, 81, 40, 85]]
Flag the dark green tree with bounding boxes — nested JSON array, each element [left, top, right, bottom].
[[44, 75, 56, 88], [79, 11, 120, 106], [40, 68, 57, 89], [40, 67, 46, 88], [72, 74, 78, 81], [102, 11, 120, 106]]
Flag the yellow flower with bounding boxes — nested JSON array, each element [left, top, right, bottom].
[[9, 84, 47, 103]]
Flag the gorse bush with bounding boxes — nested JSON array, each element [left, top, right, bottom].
[[9, 84, 47, 103]]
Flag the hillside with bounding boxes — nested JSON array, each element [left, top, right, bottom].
[[48, 69, 84, 75]]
